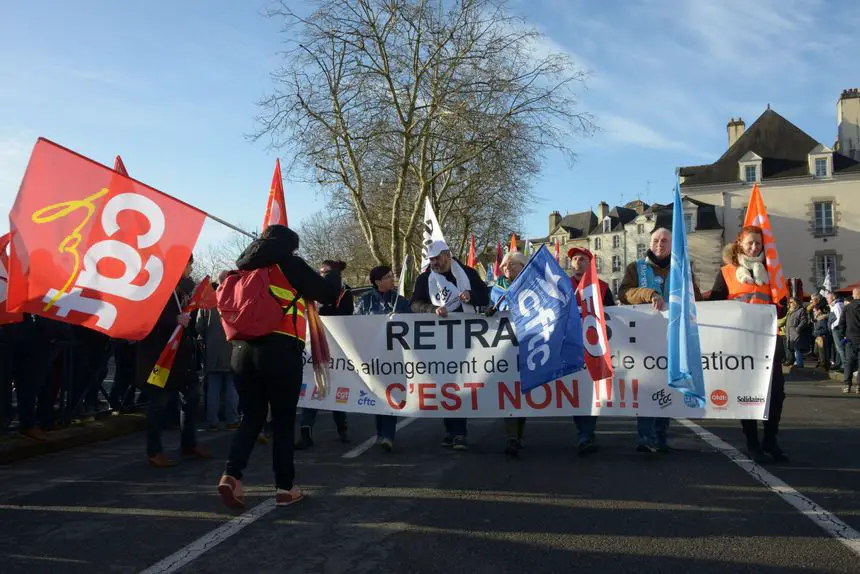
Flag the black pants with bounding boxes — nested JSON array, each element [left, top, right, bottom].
[[742, 351, 785, 447], [844, 341, 860, 386], [225, 335, 304, 490]]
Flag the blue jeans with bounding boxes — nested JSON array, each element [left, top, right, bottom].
[[574, 416, 597, 444], [300, 408, 347, 429], [832, 330, 844, 367], [206, 372, 238, 426], [637, 417, 670, 447], [444, 418, 467, 438], [376, 415, 397, 441], [794, 349, 805, 367], [146, 383, 200, 457]]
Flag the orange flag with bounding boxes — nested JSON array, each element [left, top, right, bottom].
[[147, 276, 214, 388], [467, 235, 476, 268], [743, 184, 789, 304], [7, 138, 206, 340], [510, 233, 518, 253], [263, 159, 287, 230]]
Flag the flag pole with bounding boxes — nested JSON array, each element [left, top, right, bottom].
[[205, 213, 256, 239]]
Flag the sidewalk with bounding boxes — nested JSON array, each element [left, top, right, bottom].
[[0, 413, 147, 464]]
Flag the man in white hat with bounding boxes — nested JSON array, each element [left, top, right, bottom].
[[411, 239, 490, 450]]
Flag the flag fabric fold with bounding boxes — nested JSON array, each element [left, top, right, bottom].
[[0, 233, 23, 325], [575, 253, 613, 382], [667, 180, 706, 408], [467, 235, 477, 268], [505, 245, 585, 393], [420, 199, 446, 270], [263, 159, 288, 229], [494, 241, 503, 278]]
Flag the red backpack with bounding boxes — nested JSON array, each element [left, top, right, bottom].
[[216, 267, 287, 341]]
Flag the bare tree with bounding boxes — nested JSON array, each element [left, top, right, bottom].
[[297, 208, 376, 286], [255, 0, 594, 273], [194, 232, 254, 282]]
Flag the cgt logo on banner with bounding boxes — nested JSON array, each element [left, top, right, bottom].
[[7, 139, 206, 340]]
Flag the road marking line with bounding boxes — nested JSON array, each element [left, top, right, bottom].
[[138, 499, 276, 574], [679, 418, 860, 557], [342, 418, 416, 459]]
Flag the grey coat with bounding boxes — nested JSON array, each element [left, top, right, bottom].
[[196, 308, 232, 373], [787, 307, 813, 352]]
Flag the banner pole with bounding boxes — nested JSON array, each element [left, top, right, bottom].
[[204, 213, 256, 239]]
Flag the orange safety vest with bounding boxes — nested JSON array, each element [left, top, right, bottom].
[[269, 265, 307, 342], [721, 264, 772, 305]]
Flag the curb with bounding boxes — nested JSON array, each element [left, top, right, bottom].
[[0, 413, 148, 465]]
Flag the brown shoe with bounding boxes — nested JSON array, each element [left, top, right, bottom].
[[275, 486, 304, 507], [148, 452, 176, 467], [181, 446, 213, 460], [20, 427, 50, 442], [217, 475, 245, 510]]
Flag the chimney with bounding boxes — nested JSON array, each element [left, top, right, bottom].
[[549, 210, 562, 234], [727, 117, 745, 148], [837, 89, 860, 161], [597, 201, 609, 221]]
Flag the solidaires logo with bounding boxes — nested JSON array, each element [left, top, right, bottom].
[[737, 395, 766, 406]]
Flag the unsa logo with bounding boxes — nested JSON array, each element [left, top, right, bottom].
[[710, 389, 728, 407]]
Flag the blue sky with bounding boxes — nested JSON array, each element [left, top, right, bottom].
[[1, 0, 857, 248]]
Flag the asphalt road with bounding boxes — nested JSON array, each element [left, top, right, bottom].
[[1, 372, 859, 573]]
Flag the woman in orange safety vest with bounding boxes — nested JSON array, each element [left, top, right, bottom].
[[708, 225, 788, 464]]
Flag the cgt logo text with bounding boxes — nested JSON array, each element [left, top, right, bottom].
[[651, 389, 672, 408], [737, 395, 766, 406], [336, 387, 350, 404], [357, 389, 377, 408]]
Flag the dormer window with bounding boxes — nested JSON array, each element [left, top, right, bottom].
[[808, 144, 832, 178], [602, 218, 611, 233], [738, 151, 762, 184]]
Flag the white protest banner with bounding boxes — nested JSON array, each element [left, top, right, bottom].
[[298, 301, 777, 420]]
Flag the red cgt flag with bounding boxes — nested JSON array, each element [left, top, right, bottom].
[[575, 253, 613, 382], [263, 158, 287, 230], [147, 276, 214, 388], [467, 235, 476, 268], [0, 233, 23, 325], [7, 138, 206, 340]]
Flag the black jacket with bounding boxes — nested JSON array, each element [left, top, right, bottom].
[[839, 300, 860, 342], [235, 229, 342, 307], [410, 259, 490, 313], [320, 284, 353, 316]]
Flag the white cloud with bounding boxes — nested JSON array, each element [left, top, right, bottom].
[[598, 114, 687, 151]]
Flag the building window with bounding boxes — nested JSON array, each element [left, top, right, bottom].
[[637, 243, 646, 259], [815, 158, 828, 177], [612, 235, 620, 249], [637, 223, 645, 234], [593, 237, 601, 250], [602, 218, 611, 233], [744, 165, 757, 183], [683, 213, 694, 231], [612, 255, 621, 272], [814, 201, 834, 235], [815, 254, 836, 288], [612, 278, 620, 296], [595, 256, 603, 273]]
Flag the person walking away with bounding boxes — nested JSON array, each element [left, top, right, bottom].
[[812, 305, 831, 372], [708, 226, 788, 463], [838, 288, 860, 394], [295, 260, 353, 449], [218, 225, 343, 509], [786, 298, 811, 369], [355, 264, 410, 451], [411, 240, 490, 451], [197, 273, 239, 431], [486, 251, 528, 457], [569, 248, 615, 456], [138, 255, 209, 467], [619, 227, 702, 453]]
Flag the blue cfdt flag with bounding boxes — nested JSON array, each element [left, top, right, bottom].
[[667, 178, 706, 408], [505, 245, 584, 393]]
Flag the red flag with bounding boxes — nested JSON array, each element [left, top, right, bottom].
[[147, 276, 213, 387], [575, 254, 613, 381], [7, 138, 206, 340], [494, 241, 503, 278], [263, 159, 288, 230], [467, 235, 476, 268], [743, 184, 789, 304], [554, 238, 560, 262], [510, 233, 518, 253], [0, 234, 23, 325], [114, 155, 128, 177]]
